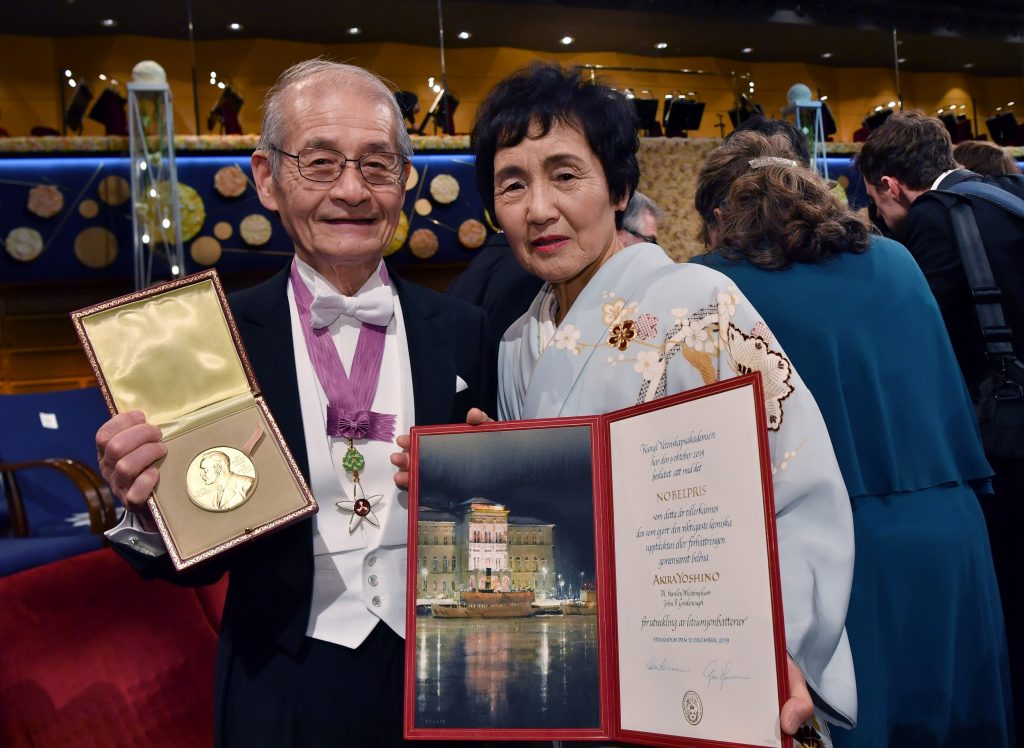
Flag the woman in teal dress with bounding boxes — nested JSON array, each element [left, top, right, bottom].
[[691, 130, 1014, 747]]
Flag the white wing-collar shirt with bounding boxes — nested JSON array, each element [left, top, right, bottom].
[[289, 256, 414, 648]]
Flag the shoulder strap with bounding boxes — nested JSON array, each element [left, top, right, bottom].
[[947, 200, 1016, 360], [944, 180, 1024, 220]]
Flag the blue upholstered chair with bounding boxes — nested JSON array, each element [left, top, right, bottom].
[[0, 387, 118, 576]]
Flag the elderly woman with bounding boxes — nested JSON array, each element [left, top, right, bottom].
[[690, 131, 1013, 747], [470, 62, 855, 743]]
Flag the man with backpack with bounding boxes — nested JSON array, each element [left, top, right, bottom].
[[857, 111, 1022, 735]]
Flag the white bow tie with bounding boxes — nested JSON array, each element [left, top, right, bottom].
[[309, 283, 394, 328]]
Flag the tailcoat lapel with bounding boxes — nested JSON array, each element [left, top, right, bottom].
[[232, 265, 311, 483], [229, 264, 313, 657], [390, 271, 457, 427]]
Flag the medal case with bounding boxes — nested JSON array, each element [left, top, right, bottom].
[[72, 269, 317, 570]]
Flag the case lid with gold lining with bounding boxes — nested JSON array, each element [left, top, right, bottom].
[[72, 269, 317, 570]]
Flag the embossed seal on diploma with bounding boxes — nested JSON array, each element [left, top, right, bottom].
[[682, 690, 703, 726]]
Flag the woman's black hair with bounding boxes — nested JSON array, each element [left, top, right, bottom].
[[471, 62, 640, 229]]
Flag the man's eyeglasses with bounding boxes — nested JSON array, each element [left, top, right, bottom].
[[625, 227, 657, 245], [271, 146, 406, 186]]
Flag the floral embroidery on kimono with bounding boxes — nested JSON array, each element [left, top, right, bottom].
[[592, 286, 795, 430]]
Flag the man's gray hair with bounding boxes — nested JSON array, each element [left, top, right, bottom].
[[257, 58, 414, 177], [621, 190, 663, 235]]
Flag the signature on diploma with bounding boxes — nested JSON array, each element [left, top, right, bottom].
[[646, 657, 688, 673], [703, 660, 751, 690]]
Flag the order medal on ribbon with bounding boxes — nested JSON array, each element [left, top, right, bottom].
[[186, 446, 258, 512], [290, 262, 397, 534]]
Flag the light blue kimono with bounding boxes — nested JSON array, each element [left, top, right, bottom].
[[498, 243, 857, 728]]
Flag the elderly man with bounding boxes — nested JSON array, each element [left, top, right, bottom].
[[96, 59, 495, 747]]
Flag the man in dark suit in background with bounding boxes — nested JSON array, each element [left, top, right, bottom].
[[857, 110, 1024, 735], [857, 111, 1024, 394], [96, 59, 496, 747]]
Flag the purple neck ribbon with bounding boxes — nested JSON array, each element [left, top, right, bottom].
[[290, 261, 397, 443]]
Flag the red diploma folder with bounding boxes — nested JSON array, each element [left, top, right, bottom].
[[404, 373, 790, 747]]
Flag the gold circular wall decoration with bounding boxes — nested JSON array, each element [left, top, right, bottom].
[[240, 214, 272, 246], [5, 227, 44, 262], [78, 199, 100, 219], [74, 227, 118, 269], [27, 185, 64, 218], [409, 228, 439, 259], [385, 212, 409, 257], [98, 175, 130, 206], [142, 182, 205, 243], [458, 219, 487, 249], [214, 164, 248, 198], [429, 174, 459, 204], [191, 236, 223, 266]]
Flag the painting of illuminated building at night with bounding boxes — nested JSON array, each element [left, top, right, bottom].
[[411, 423, 600, 731], [417, 499, 558, 602]]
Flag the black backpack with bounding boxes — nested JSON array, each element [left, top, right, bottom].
[[935, 179, 1024, 460]]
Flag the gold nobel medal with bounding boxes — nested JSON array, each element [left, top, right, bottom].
[[186, 446, 258, 512]]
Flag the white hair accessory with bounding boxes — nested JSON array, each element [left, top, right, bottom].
[[749, 156, 799, 169]]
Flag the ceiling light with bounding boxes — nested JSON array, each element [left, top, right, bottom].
[[655, 42, 668, 50], [741, 47, 754, 54], [68, 79, 77, 88], [98, 73, 107, 81], [963, 62, 975, 69], [218, 81, 226, 89], [560, 36, 574, 45], [821, 52, 833, 59], [887, 100, 896, 107], [458, 31, 470, 40], [819, 95, 828, 101], [64, 69, 73, 77], [938, 108, 945, 114], [897, 57, 907, 63], [100, 18, 117, 28], [228, 22, 242, 31], [1009, 101, 1016, 106], [875, 105, 884, 112], [348, 27, 361, 35]]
